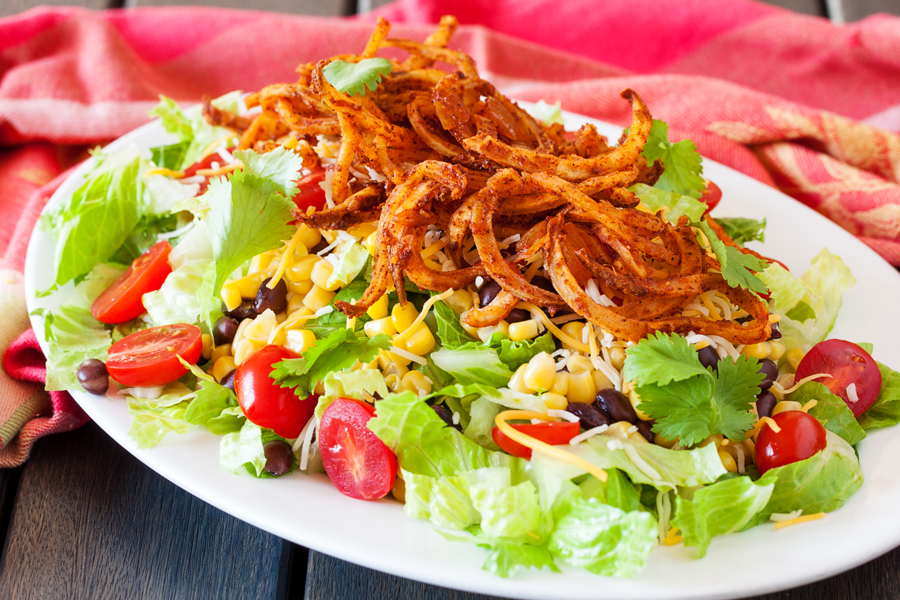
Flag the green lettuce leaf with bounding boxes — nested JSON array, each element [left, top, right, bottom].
[[142, 258, 217, 329], [759, 262, 816, 324], [432, 297, 478, 348], [126, 383, 195, 448], [325, 242, 369, 289], [548, 497, 657, 577], [219, 419, 294, 478], [717, 217, 766, 247], [481, 543, 560, 578], [315, 369, 390, 421], [430, 346, 513, 387], [525, 100, 564, 126], [778, 249, 856, 352], [857, 361, 900, 430], [41, 305, 114, 392], [629, 183, 706, 224], [672, 476, 774, 558], [150, 93, 242, 170], [150, 141, 190, 171], [578, 468, 643, 512], [793, 382, 866, 446], [183, 378, 245, 435]]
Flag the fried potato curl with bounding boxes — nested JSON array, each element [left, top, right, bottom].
[[213, 16, 771, 345]]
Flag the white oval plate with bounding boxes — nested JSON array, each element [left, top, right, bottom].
[[25, 108, 900, 600]]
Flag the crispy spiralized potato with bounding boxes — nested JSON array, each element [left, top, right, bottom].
[[206, 16, 772, 346]]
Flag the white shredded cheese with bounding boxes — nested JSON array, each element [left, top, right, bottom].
[[709, 335, 740, 360], [475, 276, 485, 288], [120, 386, 166, 399], [547, 409, 580, 423], [735, 445, 746, 474], [452, 412, 461, 425], [624, 443, 663, 481], [569, 424, 609, 445], [685, 332, 718, 349], [321, 168, 335, 209], [549, 313, 585, 325], [770, 510, 803, 523], [299, 417, 318, 470], [179, 175, 205, 185], [314, 305, 334, 317], [627, 425, 638, 434], [316, 238, 341, 256], [217, 147, 235, 164], [846, 383, 859, 403], [606, 439, 625, 451], [389, 346, 428, 365]]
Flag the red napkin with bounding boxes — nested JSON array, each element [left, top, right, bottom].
[[1, 1, 899, 465]]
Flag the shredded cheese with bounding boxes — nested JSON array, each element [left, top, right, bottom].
[[143, 167, 186, 179], [392, 289, 454, 345], [700, 292, 722, 321], [267, 227, 305, 290], [495, 411, 608, 482], [757, 416, 781, 434], [421, 239, 446, 258], [661, 528, 683, 546], [773, 512, 825, 530], [569, 424, 609, 445], [624, 444, 663, 481], [846, 383, 859, 404], [768, 313, 782, 324], [389, 346, 428, 366], [778, 372, 832, 395], [196, 161, 242, 177], [197, 133, 239, 164], [519, 303, 590, 353], [801, 399, 818, 413]]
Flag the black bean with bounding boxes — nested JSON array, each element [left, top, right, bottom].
[[77, 358, 109, 395], [596, 389, 638, 424], [310, 238, 330, 254], [565, 402, 611, 430], [263, 440, 294, 476], [213, 316, 239, 346], [698, 345, 721, 371], [221, 369, 236, 392], [635, 419, 655, 444], [530, 275, 556, 294], [253, 277, 288, 315], [226, 300, 256, 322], [736, 315, 753, 324], [768, 321, 782, 341], [506, 308, 530, 324], [431, 404, 462, 431], [478, 279, 502, 307], [758, 358, 778, 391], [756, 391, 777, 419], [501, 245, 517, 259]]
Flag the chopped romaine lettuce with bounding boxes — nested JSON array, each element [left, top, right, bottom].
[[629, 183, 706, 224], [793, 382, 866, 446], [857, 361, 900, 430], [717, 217, 766, 247]]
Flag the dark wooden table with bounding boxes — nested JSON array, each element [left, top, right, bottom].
[[3, 1, 900, 599]]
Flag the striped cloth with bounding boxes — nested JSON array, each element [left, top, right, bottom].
[[1, 0, 899, 465]]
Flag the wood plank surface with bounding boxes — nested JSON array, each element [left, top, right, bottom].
[[306, 545, 900, 600], [0, 422, 289, 600]]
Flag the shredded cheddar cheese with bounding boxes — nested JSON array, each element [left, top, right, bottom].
[[267, 227, 305, 289], [495, 410, 608, 482], [143, 167, 186, 179], [519, 303, 590, 353], [196, 162, 242, 177], [773, 512, 825, 530], [392, 289, 454, 345]]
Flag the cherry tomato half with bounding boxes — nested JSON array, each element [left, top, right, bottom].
[[755, 410, 827, 474], [699, 180, 722, 213], [491, 421, 581, 459], [107, 323, 202, 387], [318, 397, 398, 500], [234, 345, 317, 439], [292, 167, 328, 214], [91, 241, 172, 324], [795, 339, 882, 417]]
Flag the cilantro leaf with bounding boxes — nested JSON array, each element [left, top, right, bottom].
[[526, 100, 564, 126], [303, 280, 371, 338], [717, 217, 766, 247], [695, 219, 769, 294], [641, 120, 706, 198], [323, 58, 393, 97], [207, 149, 303, 294], [636, 354, 762, 447], [622, 332, 711, 387], [270, 329, 391, 395], [629, 183, 707, 224]]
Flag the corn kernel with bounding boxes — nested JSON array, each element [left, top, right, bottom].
[[654, 433, 679, 449], [718, 448, 738, 473], [299, 225, 322, 250], [385, 373, 403, 393], [786, 347, 806, 371], [391, 303, 419, 333], [566, 370, 597, 403], [628, 429, 650, 444], [566, 355, 593, 374], [233, 337, 264, 366], [243, 310, 277, 343], [310, 260, 340, 291], [378, 349, 411, 368], [232, 270, 269, 298], [700, 434, 723, 448], [347, 222, 377, 239], [769, 340, 786, 362], [561, 321, 587, 351], [212, 356, 237, 382], [509, 364, 532, 394], [384, 361, 409, 379], [742, 342, 771, 360], [402, 370, 433, 396], [609, 346, 626, 371], [287, 293, 307, 315], [367, 294, 389, 320], [592, 369, 613, 392], [285, 329, 316, 354], [541, 393, 568, 410], [322, 230, 337, 243], [292, 242, 309, 259], [550, 372, 569, 396], [364, 317, 397, 339], [461, 320, 481, 339], [402, 323, 436, 356], [772, 400, 803, 416], [285, 307, 314, 326], [249, 252, 276, 274], [477, 320, 509, 342], [444, 289, 474, 315], [508, 320, 540, 342], [232, 318, 251, 352], [524, 352, 556, 392], [201, 334, 214, 360], [302, 285, 335, 311], [220, 285, 242, 312], [287, 255, 321, 283], [211, 344, 232, 364], [627, 388, 650, 421], [287, 278, 314, 296]]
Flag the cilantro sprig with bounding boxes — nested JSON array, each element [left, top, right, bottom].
[[694, 219, 769, 294], [323, 58, 393, 97], [624, 333, 763, 447], [270, 328, 392, 395], [641, 120, 706, 199]]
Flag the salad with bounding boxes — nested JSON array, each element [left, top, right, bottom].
[[33, 16, 900, 579]]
